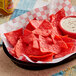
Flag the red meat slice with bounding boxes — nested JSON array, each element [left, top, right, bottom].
[[14, 38, 26, 58], [26, 20, 42, 31], [4, 28, 23, 47], [29, 53, 54, 62]]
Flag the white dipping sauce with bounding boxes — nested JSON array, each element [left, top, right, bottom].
[[61, 17, 76, 33]]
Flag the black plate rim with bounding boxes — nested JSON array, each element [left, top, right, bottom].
[[3, 43, 55, 65], [3, 43, 76, 66]]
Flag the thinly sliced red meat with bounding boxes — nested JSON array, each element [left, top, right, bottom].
[[4, 28, 23, 47]]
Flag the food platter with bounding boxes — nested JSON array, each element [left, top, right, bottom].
[[0, 0, 76, 70], [3, 43, 76, 70]]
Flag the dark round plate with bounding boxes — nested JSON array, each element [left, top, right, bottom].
[[3, 43, 76, 70]]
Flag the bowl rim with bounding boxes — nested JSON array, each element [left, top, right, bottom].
[[3, 43, 76, 66], [60, 16, 76, 35], [3, 43, 55, 65]]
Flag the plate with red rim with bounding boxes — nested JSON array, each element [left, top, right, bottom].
[[59, 16, 76, 38]]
